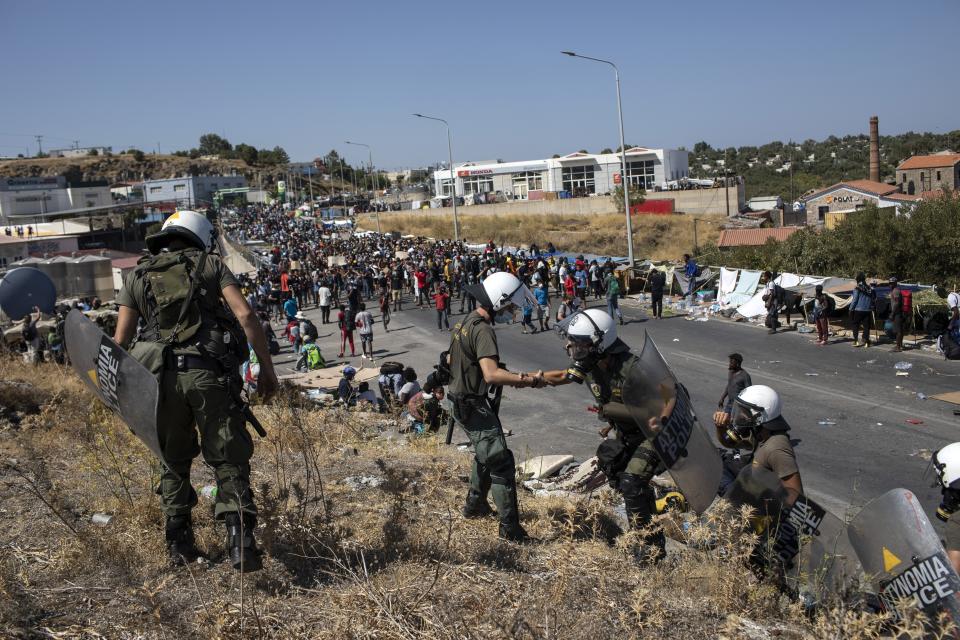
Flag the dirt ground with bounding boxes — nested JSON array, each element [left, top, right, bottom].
[[359, 211, 720, 260], [0, 356, 937, 639]]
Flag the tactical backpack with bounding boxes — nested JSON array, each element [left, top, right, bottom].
[[136, 251, 204, 344]]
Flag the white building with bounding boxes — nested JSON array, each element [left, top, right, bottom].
[[431, 147, 689, 200], [0, 176, 113, 222], [47, 146, 113, 158]]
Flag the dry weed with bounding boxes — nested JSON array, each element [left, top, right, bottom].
[[0, 355, 953, 638]]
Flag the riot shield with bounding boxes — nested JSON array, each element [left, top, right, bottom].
[[64, 310, 165, 465], [724, 465, 861, 601], [847, 489, 960, 626], [621, 334, 722, 513]]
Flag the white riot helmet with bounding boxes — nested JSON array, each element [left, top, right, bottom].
[[557, 309, 618, 356], [466, 271, 535, 313], [146, 210, 217, 254], [733, 385, 782, 428], [933, 443, 960, 489]]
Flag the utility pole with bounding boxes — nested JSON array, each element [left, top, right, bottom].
[[693, 218, 698, 253], [724, 149, 730, 218], [35, 135, 44, 156], [72, 140, 80, 151]]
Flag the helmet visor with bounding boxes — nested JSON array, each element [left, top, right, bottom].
[[732, 399, 763, 429]]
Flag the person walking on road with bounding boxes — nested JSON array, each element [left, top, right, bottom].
[[604, 271, 624, 325], [449, 272, 545, 542], [648, 267, 666, 319], [434, 285, 451, 330], [534, 281, 551, 332], [888, 277, 911, 352], [355, 303, 375, 360], [318, 281, 332, 324], [813, 284, 833, 345], [379, 289, 391, 333], [337, 304, 356, 358]]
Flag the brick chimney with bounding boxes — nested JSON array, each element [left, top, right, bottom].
[[869, 116, 880, 183]]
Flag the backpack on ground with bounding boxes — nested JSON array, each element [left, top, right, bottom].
[[303, 343, 324, 370], [303, 320, 318, 341], [940, 332, 960, 361], [380, 361, 404, 376]]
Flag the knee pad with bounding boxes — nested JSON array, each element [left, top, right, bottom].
[[619, 473, 654, 500], [488, 449, 516, 486]]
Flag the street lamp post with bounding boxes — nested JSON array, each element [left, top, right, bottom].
[[561, 51, 635, 269], [345, 141, 381, 233], [413, 113, 460, 242]]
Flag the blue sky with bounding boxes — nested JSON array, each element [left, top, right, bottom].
[[1, 0, 957, 169]]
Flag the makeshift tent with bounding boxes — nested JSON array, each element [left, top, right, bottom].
[[723, 269, 762, 308], [735, 272, 803, 318], [673, 268, 717, 296], [718, 268, 739, 306]]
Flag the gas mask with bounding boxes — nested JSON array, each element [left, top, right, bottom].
[[564, 338, 599, 384], [493, 307, 515, 325], [728, 401, 763, 447], [938, 489, 960, 522]]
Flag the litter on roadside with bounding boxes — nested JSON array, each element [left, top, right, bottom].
[[894, 362, 913, 371], [905, 419, 924, 425], [916, 392, 927, 400], [817, 420, 836, 426], [91, 513, 113, 526], [896, 371, 910, 377], [805, 373, 819, 377], [672, 338, 680, 342]]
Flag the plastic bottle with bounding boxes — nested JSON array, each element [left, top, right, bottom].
[[200, 485, 218, 500]]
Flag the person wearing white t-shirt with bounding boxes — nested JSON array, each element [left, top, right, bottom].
[[318, 284, 333, 324]]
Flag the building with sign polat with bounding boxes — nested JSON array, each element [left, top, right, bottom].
[[431, 147, 689, 201], [801, 179, 921, 228]]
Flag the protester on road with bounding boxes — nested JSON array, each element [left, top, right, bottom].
[[713, 353, 753, 493], [604, 270, 624, 325], [648, 268, 666, 320], [888, 277, 911, 352], [434, 285, 450, 330], [337, 304, 356, 358], [355, 303, 375, 360], [318, 282, 332, 324], [812, 284, 833, 345], [379, 290, 391, 332], [534, 281, 551, 332], [849, 273, 876, 348]]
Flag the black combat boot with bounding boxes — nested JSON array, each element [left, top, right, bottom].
[[463, 489, 494, 519], [166, 514, 203, 565], [620, 475, 666, 564], [498, 520, 531, 543], [225, 513, 261, 572]]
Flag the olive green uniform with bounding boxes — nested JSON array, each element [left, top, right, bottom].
[[117, 248, 255, 521], [586, 346, 666, 551], [448, 311, 519, 528]]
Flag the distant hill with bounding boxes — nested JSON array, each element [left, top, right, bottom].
[[687, 129, 960, 201]]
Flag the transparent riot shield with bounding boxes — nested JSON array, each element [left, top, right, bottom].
[[621, 334, 722, 513], [848, 489, 960, 626], [724, 465, 861, 602], [64, 310, 165, 465]]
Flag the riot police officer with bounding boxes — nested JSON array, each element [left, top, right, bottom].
[[930, 443, 960, 574], [540, 308, 668, 559], [717, 385, 804, 498], [450, 271, 544, 542], [114, 210, 278, 571]]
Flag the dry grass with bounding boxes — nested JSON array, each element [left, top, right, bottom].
[[0, 355, 946, 639], [360, 211, 721, 260]]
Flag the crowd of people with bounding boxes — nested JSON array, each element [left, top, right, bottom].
[[222, 205, 634, 368]]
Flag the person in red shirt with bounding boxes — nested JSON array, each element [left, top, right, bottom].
[[433, 285, 450, 330], [415, 268, 429, 308], [337, 304, 356, 357], [563, 272, 576, 299], [280, 270, 290, 293]]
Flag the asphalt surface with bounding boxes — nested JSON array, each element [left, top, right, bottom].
[[274, 291, 960, 518]]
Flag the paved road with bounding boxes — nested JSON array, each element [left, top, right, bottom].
[[275, 292, 960, 517]]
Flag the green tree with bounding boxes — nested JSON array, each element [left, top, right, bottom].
[[87, 148, 99, 156], [600, 147, 614, 154], [234, 143, 258, 165], [130, 149, 145, 162], [198, 133, 232, 156], [612, 183, 646, 212]]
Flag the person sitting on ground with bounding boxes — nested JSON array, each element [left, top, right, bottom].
[[338, 366, 358, 406], [406, 378, 446, 433], [398, 367, 420, 405], [356, 381, 380, 410]]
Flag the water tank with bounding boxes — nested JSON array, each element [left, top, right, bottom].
[[38, 256, 69, 299], [66, 255, 111, 299]]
